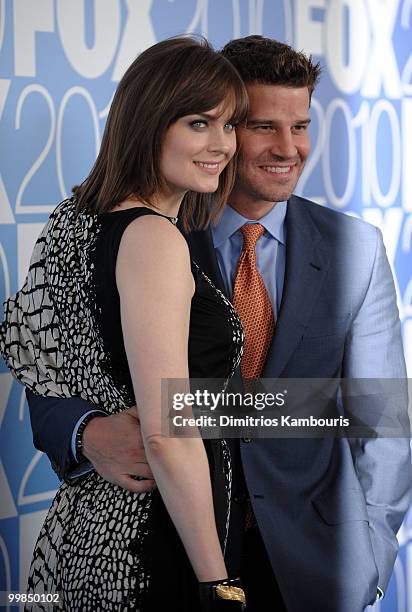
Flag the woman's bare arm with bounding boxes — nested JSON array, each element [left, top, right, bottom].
[[116, 214, 227, 582]]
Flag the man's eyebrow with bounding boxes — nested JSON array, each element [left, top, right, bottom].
[[245, 118, 311, 126]]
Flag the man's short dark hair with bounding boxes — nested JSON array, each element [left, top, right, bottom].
[[221, 35, 321, 100]]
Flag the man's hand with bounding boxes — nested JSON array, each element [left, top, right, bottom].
[[82, 406, 155, 493]]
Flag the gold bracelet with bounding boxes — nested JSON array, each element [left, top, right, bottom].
[[215, 584, 246, 604]]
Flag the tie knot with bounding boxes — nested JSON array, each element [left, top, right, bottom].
[[240, 223, 265, 249]]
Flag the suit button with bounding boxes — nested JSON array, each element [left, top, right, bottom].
[[242, 437, 252, 443]]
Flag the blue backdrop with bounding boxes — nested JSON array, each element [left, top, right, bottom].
[[0, 1, 411, 610]]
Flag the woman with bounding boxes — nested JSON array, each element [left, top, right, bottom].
[[0, 37, 248, 610]]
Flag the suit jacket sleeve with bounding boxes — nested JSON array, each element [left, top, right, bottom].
[[26, 390, 103, 480], [343, 226, 411, 591]]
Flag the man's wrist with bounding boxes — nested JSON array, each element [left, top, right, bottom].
[[72, 410, 107, 463]]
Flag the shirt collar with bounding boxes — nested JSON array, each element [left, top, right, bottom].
[[211, 201, 287, 248]]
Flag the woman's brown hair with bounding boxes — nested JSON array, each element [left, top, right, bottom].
[[74, 36, 248, 231]]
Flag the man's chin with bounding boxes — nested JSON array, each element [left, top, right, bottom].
[[231, 178, 296, 205], [249, 179, 298, 203], [255, 190, 294, 203]]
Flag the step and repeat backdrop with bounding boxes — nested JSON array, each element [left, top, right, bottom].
[[0, 0, 411, 609]]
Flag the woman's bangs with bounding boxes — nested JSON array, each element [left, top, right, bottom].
[[206, 75, 248, 125]]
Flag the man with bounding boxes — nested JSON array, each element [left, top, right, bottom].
[[27, 36, 410, 611]]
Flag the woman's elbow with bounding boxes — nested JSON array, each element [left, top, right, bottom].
[[144, 432, 201, 460], [145, 433, 170, 455]]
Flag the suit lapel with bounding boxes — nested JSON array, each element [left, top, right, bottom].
[[262, 196, 330, 378]]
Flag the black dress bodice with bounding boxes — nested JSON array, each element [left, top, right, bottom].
[[90, 206, 244, 609], [92, 206, 243, 393]]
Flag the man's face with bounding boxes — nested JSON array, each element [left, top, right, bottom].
[[230, 84, 311, 216]]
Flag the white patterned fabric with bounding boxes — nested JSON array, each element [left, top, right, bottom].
[[0, 198, 130, 407], [0, 198, 243, 611], [0, 199, 152, 610]]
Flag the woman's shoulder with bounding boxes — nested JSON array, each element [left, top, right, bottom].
[[115, 211, 192, 288], [120, 211, 188, 257], [116, 216, 194, 299], [94, 206, 187, 258]]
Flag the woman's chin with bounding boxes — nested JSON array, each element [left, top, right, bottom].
[[191, 180, 220, 194]]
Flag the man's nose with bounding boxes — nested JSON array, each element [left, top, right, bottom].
[[270, 130, 297, 159]]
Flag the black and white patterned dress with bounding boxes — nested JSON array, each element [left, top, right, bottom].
[[1, 202, 243, 611]]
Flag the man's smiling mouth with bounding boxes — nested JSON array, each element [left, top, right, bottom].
[[260, 165, 294, 174]]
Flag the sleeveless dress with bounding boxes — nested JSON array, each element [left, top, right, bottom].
[[26, 207, 244, 611]]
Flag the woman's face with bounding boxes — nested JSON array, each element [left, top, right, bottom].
[[159, 102, 237, 199]]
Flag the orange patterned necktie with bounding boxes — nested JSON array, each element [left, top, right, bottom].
[[232, 223, 275, 380], [232, 223, 275, 531]]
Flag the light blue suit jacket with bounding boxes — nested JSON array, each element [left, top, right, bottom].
[[188, 195, 411, 612]]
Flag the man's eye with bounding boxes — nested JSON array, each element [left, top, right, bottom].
[[294, 124, 308, 132], [253, 125, 273, 131]]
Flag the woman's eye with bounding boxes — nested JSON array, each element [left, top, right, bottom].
[[190, 120, 207, 129], [224, 123, 236, 131]]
